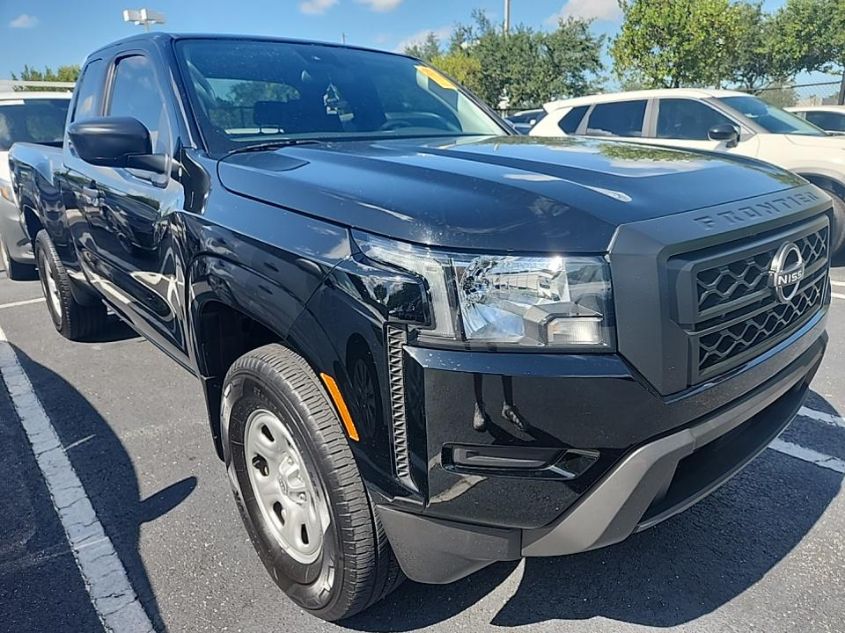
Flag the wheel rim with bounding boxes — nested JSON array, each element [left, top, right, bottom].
[[245, 409, 329, 565], [38, 250, 62, 318]]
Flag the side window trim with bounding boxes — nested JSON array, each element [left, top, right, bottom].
[[574, 104, 595, 135], [642, 98, 658, 138]]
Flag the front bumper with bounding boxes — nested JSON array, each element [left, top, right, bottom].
[[376, 311, 826, 584], [0, 197, 33, 263]]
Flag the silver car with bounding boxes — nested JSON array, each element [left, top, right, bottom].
[[0, 92, 70, 279]]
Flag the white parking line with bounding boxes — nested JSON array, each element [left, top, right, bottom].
[[833, 292, 845, 301], [831, 280, 845, 287], [0, 324, 155, 633], [798, 406, 845, 430], [0, 297, 45, 310], [769, 438, 845, 474]]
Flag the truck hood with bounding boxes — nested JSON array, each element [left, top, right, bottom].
[[217, 135, 802, 252]]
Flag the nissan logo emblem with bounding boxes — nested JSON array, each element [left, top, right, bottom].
[[770, 241, 805, 303]]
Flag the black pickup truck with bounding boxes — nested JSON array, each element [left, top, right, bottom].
[[9, 33, 832, 621]]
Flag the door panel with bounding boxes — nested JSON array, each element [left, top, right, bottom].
[[643, 98, 760, 158], [80, 52, 189, 360]]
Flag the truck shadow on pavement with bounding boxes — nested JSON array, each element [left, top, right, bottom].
[[347, 393, 843, 631], [4, 344, 195, 633]]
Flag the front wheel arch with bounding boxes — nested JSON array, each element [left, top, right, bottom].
[[796, 173, 845, 254]]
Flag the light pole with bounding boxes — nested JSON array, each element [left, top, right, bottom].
[[122, 8, 166, 32], [503, 0, 511, 35]]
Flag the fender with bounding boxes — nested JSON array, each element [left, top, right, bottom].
[[186, 251, 344, 457]]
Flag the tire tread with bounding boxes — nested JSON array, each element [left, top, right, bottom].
[[226, 344, 403, 620]]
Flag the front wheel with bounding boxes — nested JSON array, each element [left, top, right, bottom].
[[222, 344, 402, 621], [821, 187, 845, 255]]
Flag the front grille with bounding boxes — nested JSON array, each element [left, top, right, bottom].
[[671, 218, 829, 383], [695, 228, 828, 318], [697, 271, 826, 373]]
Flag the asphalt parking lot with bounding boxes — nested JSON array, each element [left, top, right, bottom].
[[1, 256, 844, 633]]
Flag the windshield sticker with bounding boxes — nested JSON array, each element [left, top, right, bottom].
[[415, 66, 456, 90]]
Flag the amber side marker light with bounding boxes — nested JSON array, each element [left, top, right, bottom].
[[320, 373, 360, 442]]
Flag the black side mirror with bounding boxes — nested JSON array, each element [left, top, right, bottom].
[[68, 117, 166, 173], [708, 123, 740, 148]]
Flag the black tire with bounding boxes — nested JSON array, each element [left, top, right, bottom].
[[820, 186, 845, 255], [33, 230, 108, 341], [0, 234, 36, 281], [223, 344, 403, 621]]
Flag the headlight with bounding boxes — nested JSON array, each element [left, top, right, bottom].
[[355, 232, 614, 350], [0, 178, 16, 206]]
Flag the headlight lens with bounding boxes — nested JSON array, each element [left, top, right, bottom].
[[356, 232, 614, 350], [0, 178, 16, 206]]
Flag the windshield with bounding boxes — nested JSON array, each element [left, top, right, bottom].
[[0, 98, 69, 151], [176, 39, 506, 155], [717, 95, 826, 136]]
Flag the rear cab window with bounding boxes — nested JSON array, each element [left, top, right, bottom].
[[584, 100, 647, 138]]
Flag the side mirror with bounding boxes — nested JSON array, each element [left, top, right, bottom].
[[708, 123, 740, 148], [68, 117, 166, 173]]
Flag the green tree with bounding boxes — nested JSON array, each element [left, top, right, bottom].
[[11, 64, 79, 91], [414, 11, 604, 109], [611, 0, 746, 88], [404, 32, 442, 63], [429, 51, 484, 95], [542, 17, 606, 100], [731, 2, 792, 90], [756, 83, 799, 108], [771, 0, 845, 82]]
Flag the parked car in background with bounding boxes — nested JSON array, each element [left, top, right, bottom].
[[531, 89, 845, 253], [0, 92, 70, 279], [505, 108, 545, 134], [10, 34, 833, 621], [786, 105, 845, 135]]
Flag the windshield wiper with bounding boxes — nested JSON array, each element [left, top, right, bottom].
[[222, 138, 325, 159]]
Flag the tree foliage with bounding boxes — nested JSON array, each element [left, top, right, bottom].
[[404, 32, 441, 63], [405, 11, 604, 109], [770, 0, 845, 77], [612, 0, 845, 93], [11, 65, 80, 91], [730, 2, 790, 90], [611, 0, 746, 89]]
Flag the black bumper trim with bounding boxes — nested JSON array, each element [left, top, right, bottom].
[[521, 331, 824, 556], [377, 330, 825, 583]]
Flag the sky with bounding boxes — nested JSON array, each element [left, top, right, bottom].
[[0, 0, 828, 84]]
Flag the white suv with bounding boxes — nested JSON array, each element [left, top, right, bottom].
[[531, 88, 845, 252], [786, 105, 845, 135]]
